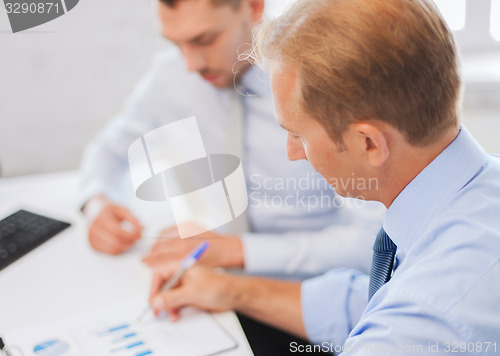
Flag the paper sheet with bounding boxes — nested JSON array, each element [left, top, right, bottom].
[[4, 301, 237, 356]]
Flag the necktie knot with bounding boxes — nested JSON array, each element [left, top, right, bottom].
[[369, 228, 397, 300], [372, 230, 397, 253]]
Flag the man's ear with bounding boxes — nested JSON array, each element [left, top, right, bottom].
[[246, 0, 265, 23], [351, 122, 389, 168]]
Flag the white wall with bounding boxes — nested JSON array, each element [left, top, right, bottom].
[[0, 0, 499, 178], [0, 0, 162, 177]]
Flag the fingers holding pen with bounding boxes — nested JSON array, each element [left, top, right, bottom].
[[149, 265, 198, 320], [149, 265, 236, 321], [149, 261, 180, 301]]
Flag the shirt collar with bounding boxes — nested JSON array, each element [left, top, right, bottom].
[[238, 65, 270, 96], [384, 126, 487, 254]]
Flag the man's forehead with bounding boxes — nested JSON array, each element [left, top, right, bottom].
[[270, 63, 305, 132], [270, 62, 299, 105]]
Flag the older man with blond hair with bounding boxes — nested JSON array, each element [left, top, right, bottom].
[[150, 0, 500, 352]]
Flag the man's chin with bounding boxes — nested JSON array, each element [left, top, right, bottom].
[[212, 80, 232, 88]]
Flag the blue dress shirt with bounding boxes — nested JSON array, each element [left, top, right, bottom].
[[79, 49, 384, 277], [302, 127, 500, 354]]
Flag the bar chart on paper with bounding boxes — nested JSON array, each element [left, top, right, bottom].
[[5, 302, 237, 356], [90, 323, 153, 356], [77, 305, 238, 356]]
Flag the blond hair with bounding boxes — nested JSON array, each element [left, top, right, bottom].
[[253, 0, 461, 146]]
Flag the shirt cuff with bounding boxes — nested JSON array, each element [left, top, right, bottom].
[[301, 269, 369, 346], [241, 232, 296, 275]]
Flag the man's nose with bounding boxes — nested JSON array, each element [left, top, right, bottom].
[[182, 46, 206, 73]]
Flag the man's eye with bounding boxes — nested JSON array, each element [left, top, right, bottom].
[[289, 133, 302, 142], [197, 35, 217, 46]]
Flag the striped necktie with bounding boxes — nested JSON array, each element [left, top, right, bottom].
[[368, 228, 397, 300]]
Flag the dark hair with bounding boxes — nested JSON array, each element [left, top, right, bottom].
[[159, 0, 241, 10]]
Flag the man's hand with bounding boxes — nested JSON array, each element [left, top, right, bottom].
[[86, 197, 142, 255], [142, 223, 244, 268], [149, 264, 235, 321], [148, 262, 307, 338]]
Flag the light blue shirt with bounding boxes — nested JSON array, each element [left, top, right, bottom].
[[302, 127, 500, 353], [79, 49, 384, 277]]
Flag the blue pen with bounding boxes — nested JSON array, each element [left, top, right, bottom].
[[137, 241, 209, 321]]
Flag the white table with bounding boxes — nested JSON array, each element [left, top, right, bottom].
[[0, 171, 253, 355]]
